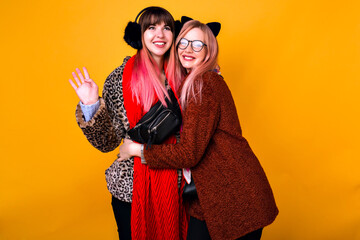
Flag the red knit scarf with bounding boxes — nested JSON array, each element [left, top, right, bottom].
[[122, 56, 188, 240]]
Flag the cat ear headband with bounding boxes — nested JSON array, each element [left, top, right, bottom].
[[180, 16, 221, 37]]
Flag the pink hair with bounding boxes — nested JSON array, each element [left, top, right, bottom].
[[130, 7, 180, 112], [174, 20, 219, 109]]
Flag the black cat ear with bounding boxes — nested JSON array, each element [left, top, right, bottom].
[[175, 16, 194, 39], [123, 21, 142, 50], [174, 20, 182, 39], [206, 22, 221, 37], [181, 16, 193, 24]]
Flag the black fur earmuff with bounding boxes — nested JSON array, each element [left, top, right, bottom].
[[123, 7, 153, 50]]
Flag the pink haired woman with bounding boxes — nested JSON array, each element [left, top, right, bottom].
[[119, 20, 279, 240], [69, 7, 187, 240]]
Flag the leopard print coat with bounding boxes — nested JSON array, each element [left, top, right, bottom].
[[76, 56, 134, 202]]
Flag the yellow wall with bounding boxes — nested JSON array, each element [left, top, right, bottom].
[[1, 0, 359, 239]]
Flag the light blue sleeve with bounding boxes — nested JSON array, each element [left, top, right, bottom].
[[79, 100, 100, 122]]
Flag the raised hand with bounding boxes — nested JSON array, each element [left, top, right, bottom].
[[69, 67, 99, 105]]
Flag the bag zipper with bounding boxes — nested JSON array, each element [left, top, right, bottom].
[[132, 104, 164, 129], [148, 111, 172, 134]]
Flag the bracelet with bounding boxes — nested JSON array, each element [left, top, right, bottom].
[[140, 144, 147, 164]]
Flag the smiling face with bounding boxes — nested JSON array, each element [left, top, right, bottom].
[[177, 28, 206, 72], [143, 22, 173, 63]]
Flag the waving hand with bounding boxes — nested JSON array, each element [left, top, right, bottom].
[[69, 67, 99, 105]]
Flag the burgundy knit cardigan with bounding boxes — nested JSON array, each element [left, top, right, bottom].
[[144, 71, 279, 240]]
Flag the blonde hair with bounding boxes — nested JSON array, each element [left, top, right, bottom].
[[175, 20, 219, 109]]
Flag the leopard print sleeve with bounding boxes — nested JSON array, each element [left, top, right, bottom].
[[75, 56, 131, 152]]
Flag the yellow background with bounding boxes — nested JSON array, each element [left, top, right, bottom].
[[1, 0, 359, 239]]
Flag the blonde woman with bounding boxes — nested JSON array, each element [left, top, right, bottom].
[[119, 20, 278, 240]]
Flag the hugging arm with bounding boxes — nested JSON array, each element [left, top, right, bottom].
[[143, 80, 220, 169]]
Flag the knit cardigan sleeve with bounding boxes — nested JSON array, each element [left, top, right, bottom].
[[144, 72, 221, 169], [75, 57, 130, 153]]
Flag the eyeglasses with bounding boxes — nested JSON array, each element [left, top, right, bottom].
[[178, 38, 207, 52]]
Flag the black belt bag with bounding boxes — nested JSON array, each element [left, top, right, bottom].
[[128, 88, 182, 149]]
